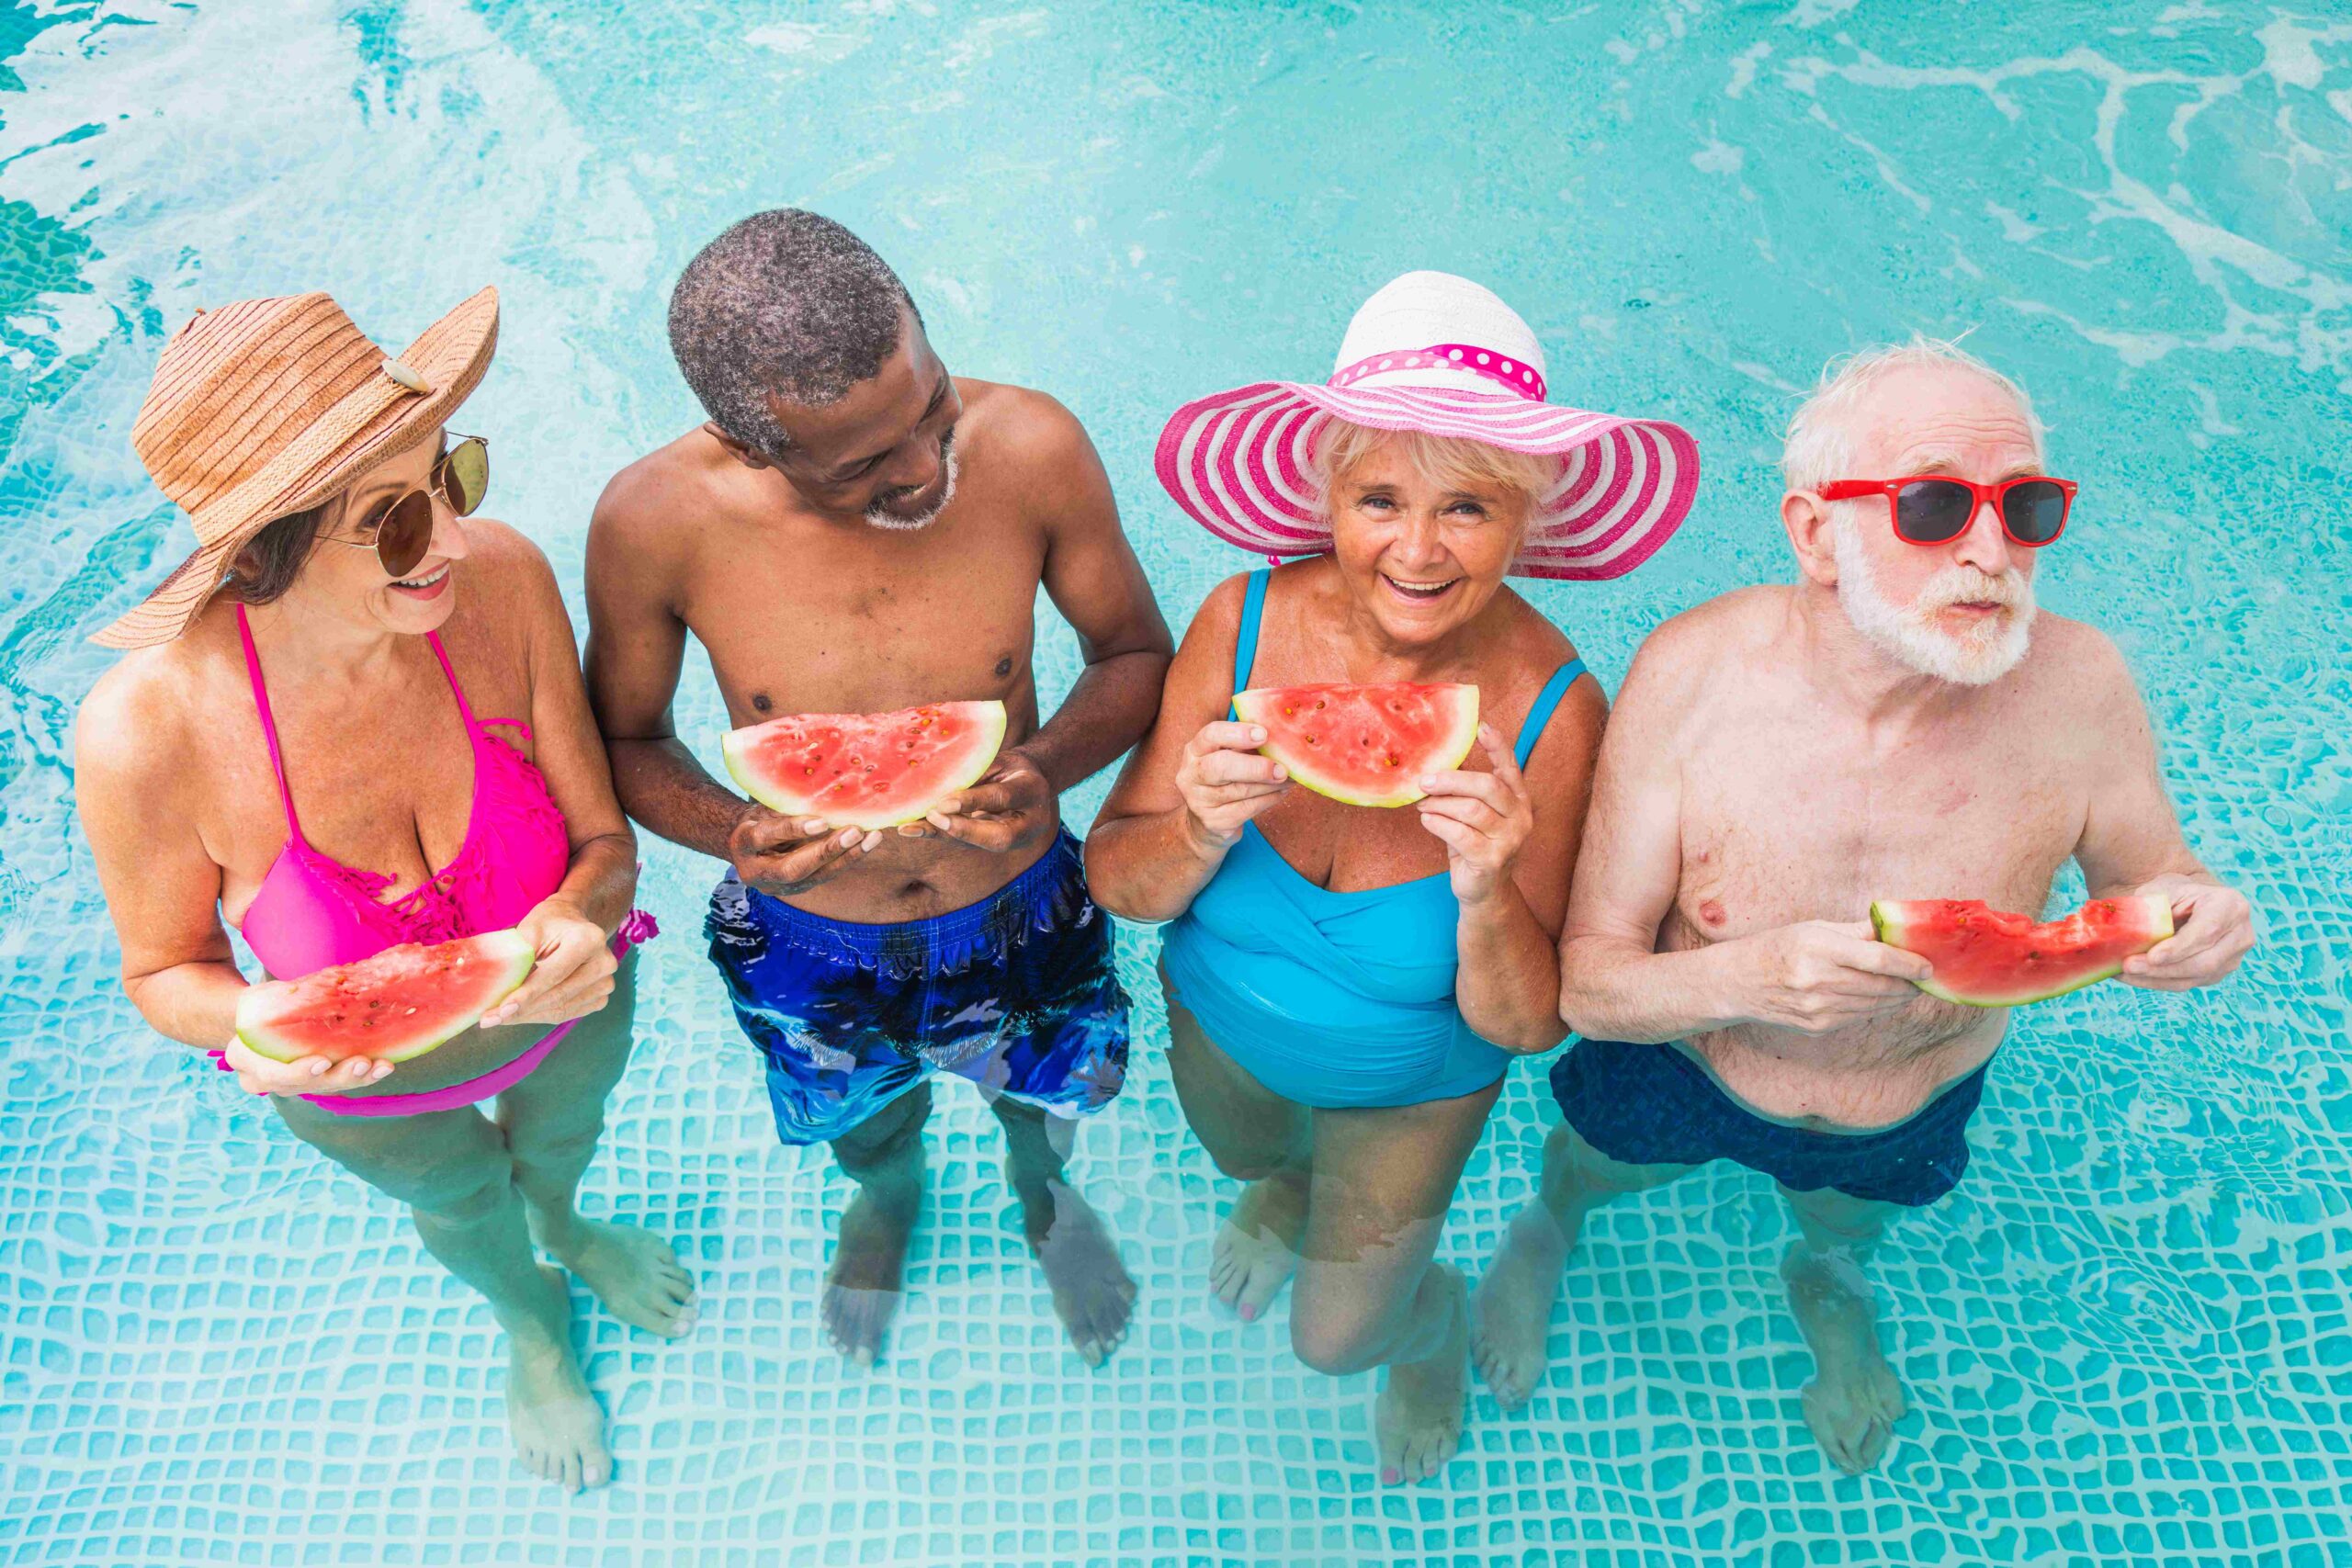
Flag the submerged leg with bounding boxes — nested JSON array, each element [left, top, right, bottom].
[[275, 1095, 608, 1490], [821, 1078, 933, 1367], [1164, 973, 1311, 1322], [1290, 1077, 1503, 1486], [1473, 1122, 1693, 1409], [990, 1095, 1136, 1367], [496, 954, 695, 1338], [1779, 1183, 1907, 1474]]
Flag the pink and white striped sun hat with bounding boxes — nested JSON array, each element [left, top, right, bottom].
[[1154, 271, 1702, 580]]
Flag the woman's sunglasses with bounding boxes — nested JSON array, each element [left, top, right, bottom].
[[320, 434, 490, 578], [1819, 474, 2075, 547]]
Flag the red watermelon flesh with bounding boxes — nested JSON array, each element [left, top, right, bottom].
[[1870, 896, 2174, 1008], [1231, 682, 1479, 808], [235, 929, 537, 1064], [723, 700, 1008, 830]]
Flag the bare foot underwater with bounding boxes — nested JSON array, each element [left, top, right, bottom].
[[1481, 339, 2254, 1472], [585, 209, 1172, 1369]]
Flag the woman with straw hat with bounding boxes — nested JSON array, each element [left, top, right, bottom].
[[1088, 272, 1700, 1483], [74, 288, 685, 1492]]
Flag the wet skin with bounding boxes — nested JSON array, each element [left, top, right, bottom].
[[1474, 366, 2255, 1472], [584, 310, 1172, 1368]]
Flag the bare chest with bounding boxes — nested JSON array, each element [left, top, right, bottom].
[[1669, 700, 2088, 946], [688, 533, 1045, 728]]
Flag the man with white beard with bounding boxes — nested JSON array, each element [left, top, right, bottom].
[[1469, 341, 2255, 1472]]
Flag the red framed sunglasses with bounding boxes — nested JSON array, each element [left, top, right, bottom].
[[1820, 474, 2075, 547]]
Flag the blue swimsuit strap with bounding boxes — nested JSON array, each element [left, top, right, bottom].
[[1229, 567, 1584, 767]]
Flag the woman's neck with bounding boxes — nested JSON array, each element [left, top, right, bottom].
[[243, 591, 411, 682]]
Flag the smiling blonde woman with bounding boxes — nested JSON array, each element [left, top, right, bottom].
[[1086, 271, 1700, 1484]]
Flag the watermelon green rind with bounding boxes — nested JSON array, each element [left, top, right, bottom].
[[723, 700, 1008, 830], [234, 929, 537, 1064], [1870, 895, 2174, 1008], [1233, 682, 1479, 808]]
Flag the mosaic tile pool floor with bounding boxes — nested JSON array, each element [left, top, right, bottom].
[[4, 0, 2351, 1563]]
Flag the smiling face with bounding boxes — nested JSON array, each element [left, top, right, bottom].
[[1792, 364, 2045, 685], [289, 427, 471, 635], [729, 306, 965, 529], [1317, 424, 1544, 649]]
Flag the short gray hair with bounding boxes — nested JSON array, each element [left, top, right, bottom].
[[1782, 335, 2045, 492], [666, 209, 916, 458]]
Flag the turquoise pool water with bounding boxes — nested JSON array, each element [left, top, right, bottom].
[[4, 1, 2349, 1562]]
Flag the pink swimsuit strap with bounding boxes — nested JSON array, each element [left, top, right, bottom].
[[223, 604, 658, 1116]]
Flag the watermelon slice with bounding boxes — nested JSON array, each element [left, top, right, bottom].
[[1231, 682, 1479, 808], [235, 929, 537, 1064], [1869, 896, 2174, 1008], [722, 700, 1008, 830]]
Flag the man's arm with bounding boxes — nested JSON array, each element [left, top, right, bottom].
[[924, 394, 1173, 850], [1555, 620, 1928, 1042], [2067, 628, 2255, 989], [583, 461, 871, 892]]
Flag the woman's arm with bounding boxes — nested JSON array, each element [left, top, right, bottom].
[[1086, 574, 1286, 922], [1424, 671, 1605, 1053], [74, 659, 388, 1093], [76, 662, 248, 1050], [465, 525, 638, 1028]]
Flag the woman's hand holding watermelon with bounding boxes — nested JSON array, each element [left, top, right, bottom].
[[1175, 720, 1291, 855], [480, 898, 618, 1029], [1414, 724, 1533, 906], [219, 1033, 391, 1097], [2117, 873, 2256, 991]]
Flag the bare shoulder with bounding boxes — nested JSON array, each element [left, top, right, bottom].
[[2022, 611, 2142, 715], [589, 431, 713, 555], [1620, 585, 1784, 706], [959, 378, 1104, 506], [1172, 570, 1254, 677], [76, 641, 207, 787], [450, 515, 569, 637]]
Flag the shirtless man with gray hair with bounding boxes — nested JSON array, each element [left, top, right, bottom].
[[1471, 339, 2256, 1472]]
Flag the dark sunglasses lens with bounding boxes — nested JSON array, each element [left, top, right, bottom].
[[2003, 479, 2067, 545], [376, 491, 435, 578], [1893, 479, 1973, 544], [441, 437, 489, 515]]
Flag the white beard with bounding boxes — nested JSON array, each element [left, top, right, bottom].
[[863, 447, 958, 533], [1831, 518, 2036, 686]]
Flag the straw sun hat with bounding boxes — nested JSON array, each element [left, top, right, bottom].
[[94, 287, 500, 649], [1155, 271, 1700, 580]]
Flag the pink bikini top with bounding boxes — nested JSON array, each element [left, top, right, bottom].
[[234, 603, 572, 980]]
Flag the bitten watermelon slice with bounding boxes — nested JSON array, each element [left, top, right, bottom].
[[235, 930, 537, 1064], [722, 700, 1008, 830], [1870, 896, 2174, 1008], [1232, 682, 1479, 808]]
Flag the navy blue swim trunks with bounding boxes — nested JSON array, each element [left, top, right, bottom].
[[1549, 1036, 1987, 1208], [707, 829, 1130, 1145]]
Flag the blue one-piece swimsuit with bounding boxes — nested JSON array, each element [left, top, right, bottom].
[[1160, 569, 1584, 1110]]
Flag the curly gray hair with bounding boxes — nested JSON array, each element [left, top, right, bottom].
[[666, 209, 917, 459]]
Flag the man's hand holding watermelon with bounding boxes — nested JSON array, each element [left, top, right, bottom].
[[916, 747, 1057, 855], [728, 806, 878, 898], [2115, 872, 2257, 992]]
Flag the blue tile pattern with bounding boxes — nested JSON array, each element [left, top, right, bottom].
[[4, 1, 2350, 1564]]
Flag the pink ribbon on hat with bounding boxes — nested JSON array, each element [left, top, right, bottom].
[[1327, 342, 1548, 402]]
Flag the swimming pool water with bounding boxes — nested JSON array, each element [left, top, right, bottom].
[[3, 1, 2349, 1563]]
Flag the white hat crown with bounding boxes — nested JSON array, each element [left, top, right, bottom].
[[1329, 271, 1549, 398]]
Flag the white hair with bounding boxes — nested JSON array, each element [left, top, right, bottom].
[[1781, 335, 2046, 492]]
